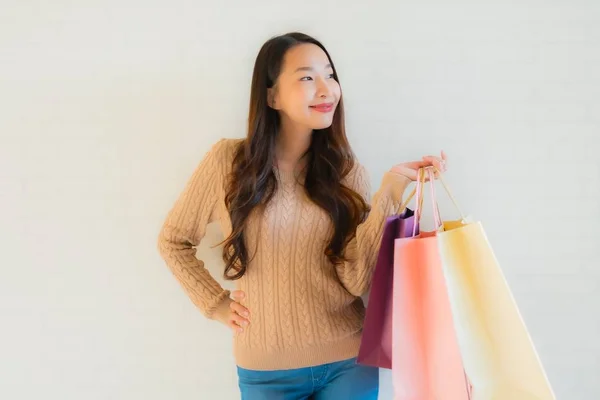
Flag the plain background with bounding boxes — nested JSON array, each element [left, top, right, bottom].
[[1, 1, 599, 399]]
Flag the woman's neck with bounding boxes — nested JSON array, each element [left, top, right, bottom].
[[274, 120, 312, 171]]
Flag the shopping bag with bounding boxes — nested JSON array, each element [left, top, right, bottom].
[[392, 168, 471, 400], [433, 176, 555, 399], [357, 201, 418, 369]]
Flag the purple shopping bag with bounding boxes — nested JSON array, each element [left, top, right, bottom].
[[357, 207, 418, 369]]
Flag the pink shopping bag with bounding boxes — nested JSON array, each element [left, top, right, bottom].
[[392, 168, 471, 400]]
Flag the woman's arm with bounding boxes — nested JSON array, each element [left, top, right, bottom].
[[335, 164, 411, 297], [157, 139, 231, 319]]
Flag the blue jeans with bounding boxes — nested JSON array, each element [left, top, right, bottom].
[[237, 357, 379, 400]]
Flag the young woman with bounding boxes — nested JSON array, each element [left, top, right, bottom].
[[157, 32, 447, 400]]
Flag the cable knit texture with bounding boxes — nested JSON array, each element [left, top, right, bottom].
[[157, 138, 409, 370]]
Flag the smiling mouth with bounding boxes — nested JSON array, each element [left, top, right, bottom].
[[310, 103, 334, 113]]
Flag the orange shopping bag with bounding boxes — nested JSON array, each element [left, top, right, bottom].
[[391, 168, 471, 400]]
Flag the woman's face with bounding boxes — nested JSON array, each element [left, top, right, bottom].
[[269, 43, 341, 131]]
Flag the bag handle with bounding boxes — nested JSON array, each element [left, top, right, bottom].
[[428, 166, 466, 221], [396, 168, 439, 218], [397, 187, 416, 215], [413, 167, 443, 236], [395, 168, 435, 214], [396, 166, 466, 223]]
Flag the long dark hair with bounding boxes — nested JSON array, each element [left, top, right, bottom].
[[220, 32, 370, 280]]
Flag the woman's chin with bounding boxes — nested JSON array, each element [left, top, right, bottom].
[[310, 118, 335, 130]]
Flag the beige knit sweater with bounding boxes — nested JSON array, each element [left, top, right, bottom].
[[157, 138, 409, 370]]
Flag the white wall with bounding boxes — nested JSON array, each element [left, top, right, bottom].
[[1, 1, 599, 399]]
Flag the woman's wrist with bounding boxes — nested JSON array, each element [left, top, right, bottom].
[[382, 170, 411, 191], [208, 295, 232, 323], [370, 171, 412, 213]]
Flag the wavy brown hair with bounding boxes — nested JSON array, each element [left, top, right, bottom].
[[220, 32, 370, 280]]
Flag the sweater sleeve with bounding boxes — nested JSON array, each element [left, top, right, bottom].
[[157, 138, 231, 319], [335, 163, 410, 297]]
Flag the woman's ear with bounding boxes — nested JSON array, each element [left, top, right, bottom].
[[267, 87, 279, 110]]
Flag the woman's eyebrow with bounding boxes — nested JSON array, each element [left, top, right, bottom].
[[293, 64, 333, 73]]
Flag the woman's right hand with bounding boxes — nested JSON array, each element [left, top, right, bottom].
[[389, 151, 448, 181], [214, 290, 250, 333]]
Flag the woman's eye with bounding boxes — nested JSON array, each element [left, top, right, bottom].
[[300, 74, 334, 81]]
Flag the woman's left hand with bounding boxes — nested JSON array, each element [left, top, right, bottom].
[[389, 151, 447, 182]]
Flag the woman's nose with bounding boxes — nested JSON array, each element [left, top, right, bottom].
[[316, 78, 332, 98]]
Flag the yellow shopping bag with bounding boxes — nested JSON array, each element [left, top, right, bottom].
[[433, 168, 555, 399]]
